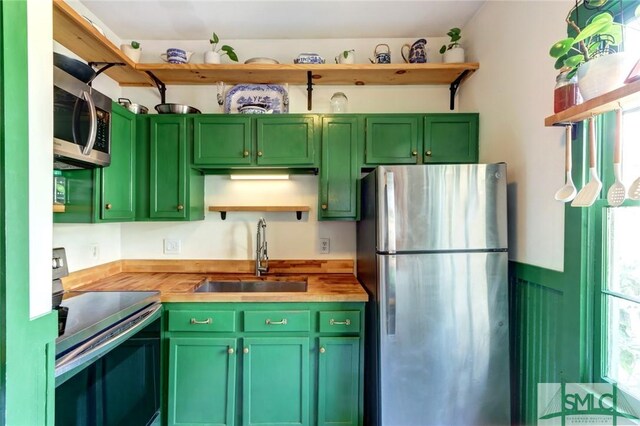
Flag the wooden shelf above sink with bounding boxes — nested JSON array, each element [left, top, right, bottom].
[[209, 206, 311, 220]]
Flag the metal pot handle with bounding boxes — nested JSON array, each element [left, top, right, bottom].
[[118, 97, 132, 106]]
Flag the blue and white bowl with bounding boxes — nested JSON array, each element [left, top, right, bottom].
[[294, 53, 325, 64], [238, 103, 269, 114]]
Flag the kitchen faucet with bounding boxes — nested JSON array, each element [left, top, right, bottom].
[[255, 218, 268, 276]]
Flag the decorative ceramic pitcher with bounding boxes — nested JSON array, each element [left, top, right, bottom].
[[401, 39, 427, 63]]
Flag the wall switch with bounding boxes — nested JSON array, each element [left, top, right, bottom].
[[164, 238, 181, 254], [90, 244, 100, 261], [319, 238, 330, 254]]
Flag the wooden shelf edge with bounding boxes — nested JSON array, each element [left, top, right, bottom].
[[53, 204, 65, 213], [208, 206, 311, 220], [545, 79, 640, 126], [137, 63, 479, 72]]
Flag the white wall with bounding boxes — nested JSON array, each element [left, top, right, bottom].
[[28, 0, 54, 317], [461, 0, 571, 272]]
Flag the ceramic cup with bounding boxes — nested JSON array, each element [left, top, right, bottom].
[[161, 48, 188, 64]]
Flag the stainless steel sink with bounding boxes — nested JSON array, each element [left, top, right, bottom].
[[194, 278, 308, 293]]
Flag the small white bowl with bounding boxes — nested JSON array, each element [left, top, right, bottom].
[[244, 57, 279, 64]]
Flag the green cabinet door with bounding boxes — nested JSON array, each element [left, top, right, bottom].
[[317, 337, 361, 426], [150, 116, 187, 219], [256, 116, 316, 166], [320, 116, 359, 220], [168, 337, 237, 426], [194, 116, 252, 166], [424, 113, 479, 163], [101, 103, 136, 221], [365, 116, 420, 165], [242, 337, 309, 426]]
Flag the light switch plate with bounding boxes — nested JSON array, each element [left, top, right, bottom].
[[319, 238, 330, 254], [164, 238, 181, 254]]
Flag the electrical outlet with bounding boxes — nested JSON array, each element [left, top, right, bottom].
[[319, 238, 330, 254], [164, 238, 181, 255], [90, 244, 100, 260]]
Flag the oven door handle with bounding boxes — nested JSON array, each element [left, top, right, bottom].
[[81, 90, 98, 155], [55, 303, 162, 378]]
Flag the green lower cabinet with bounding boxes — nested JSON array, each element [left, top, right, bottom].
[[242, 337, 310, 426], [319, 116, 359, 220], [423, 113, 479, 163], [317, 337, 361, 426], [167, 337, 237, 426]]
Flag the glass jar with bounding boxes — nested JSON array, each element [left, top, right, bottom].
[[553, 71, 582, 113], [53, 170, 66, 205], [330, 92, 348, 113]]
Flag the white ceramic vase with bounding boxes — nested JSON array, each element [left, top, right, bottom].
[[443, 46, 465, 63], [577, 52, 631, 100], [120, 44, 141, 63], [204, 50, 221, 64], [337, 51, 355, 64]]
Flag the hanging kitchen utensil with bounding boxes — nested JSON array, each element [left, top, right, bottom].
[[607, 109, 626, 206], [629, 176, 640, 200], [572, 116, 602, 207], [554, 125, 577, 202]]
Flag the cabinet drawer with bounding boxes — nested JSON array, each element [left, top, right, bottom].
[[244, 311, 310, 332], [168, 310, 236, 332], [319, 311, 361, 333]]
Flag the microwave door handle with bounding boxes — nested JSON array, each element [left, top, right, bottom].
[[81, 90, 98, 155]]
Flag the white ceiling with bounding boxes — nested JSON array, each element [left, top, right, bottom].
[[80, 0, 486, 40]]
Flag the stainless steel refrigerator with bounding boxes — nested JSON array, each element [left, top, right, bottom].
[[357, 164, 510, 426]]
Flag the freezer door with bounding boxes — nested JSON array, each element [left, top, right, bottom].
[[376, 164, 508, 252], [378, 252, 510, 426]]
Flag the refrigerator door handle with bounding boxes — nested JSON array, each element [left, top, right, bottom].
[[385, 171, 396, 254], [386, 255, 397, 335]]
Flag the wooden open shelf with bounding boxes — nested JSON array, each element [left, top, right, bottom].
[[209, 206, 311, 220], [53, 0, 153, 86], [545, 79, 640, 126], [134, 63, 479, 86], [53, 204, 65, 213]]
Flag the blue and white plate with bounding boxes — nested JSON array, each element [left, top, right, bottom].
[[224, 84, 289, 114]]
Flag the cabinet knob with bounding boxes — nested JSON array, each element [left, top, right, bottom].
[[243, 347, 249, 354], [243, 150, 250, 157], [177, 204, 184, 211], [425, 150, 432, 157], [228, 347, 235, 355], [411, 150, 418, 156], [319, 347, 326, 354], [105, 203, 112, 210], [257, 151, 263, 157], [321, 204, 328, 210]]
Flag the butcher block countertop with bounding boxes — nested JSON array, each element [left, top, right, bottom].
[[66, 259, 368, 303]]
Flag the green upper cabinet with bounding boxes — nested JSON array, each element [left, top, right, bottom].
[[320, 116, 359, 221], [317, 337, 361, 426], [242, 337, 310, 426], [364, 115, 421, 165], [256, 116, 316, 166], [167, 337, 237, 426], [147, 115, 204, 221], [193, 116, 253, 166], [423, 113, 479, 163], [193, 115, 317, 169], [101, 103, 136, 221]]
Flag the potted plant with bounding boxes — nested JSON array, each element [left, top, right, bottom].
[[120, 40, 141, 63], [549, 1, 638, 100], [439, 28, 464, 63], [335, 49, 355, 64], [205, 32, 238, 64]]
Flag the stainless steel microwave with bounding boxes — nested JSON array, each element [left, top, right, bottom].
[[53, 66, 111, 169]]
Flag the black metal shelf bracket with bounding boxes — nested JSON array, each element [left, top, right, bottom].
[[145, 71, 167, 104], [217, 210, 304, 220], [306, 71, 314, 111], [220, 211, 227, 220], [449, 70, 470, 110], [296, 211, 303, 220], [87, 62, 124, 86]]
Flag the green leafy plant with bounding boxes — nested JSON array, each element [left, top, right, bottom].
[[130, 40, 140, 49], [548, 1, 630, 78], [439, 27, 461, 54], [209, 32, 238, 62]]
